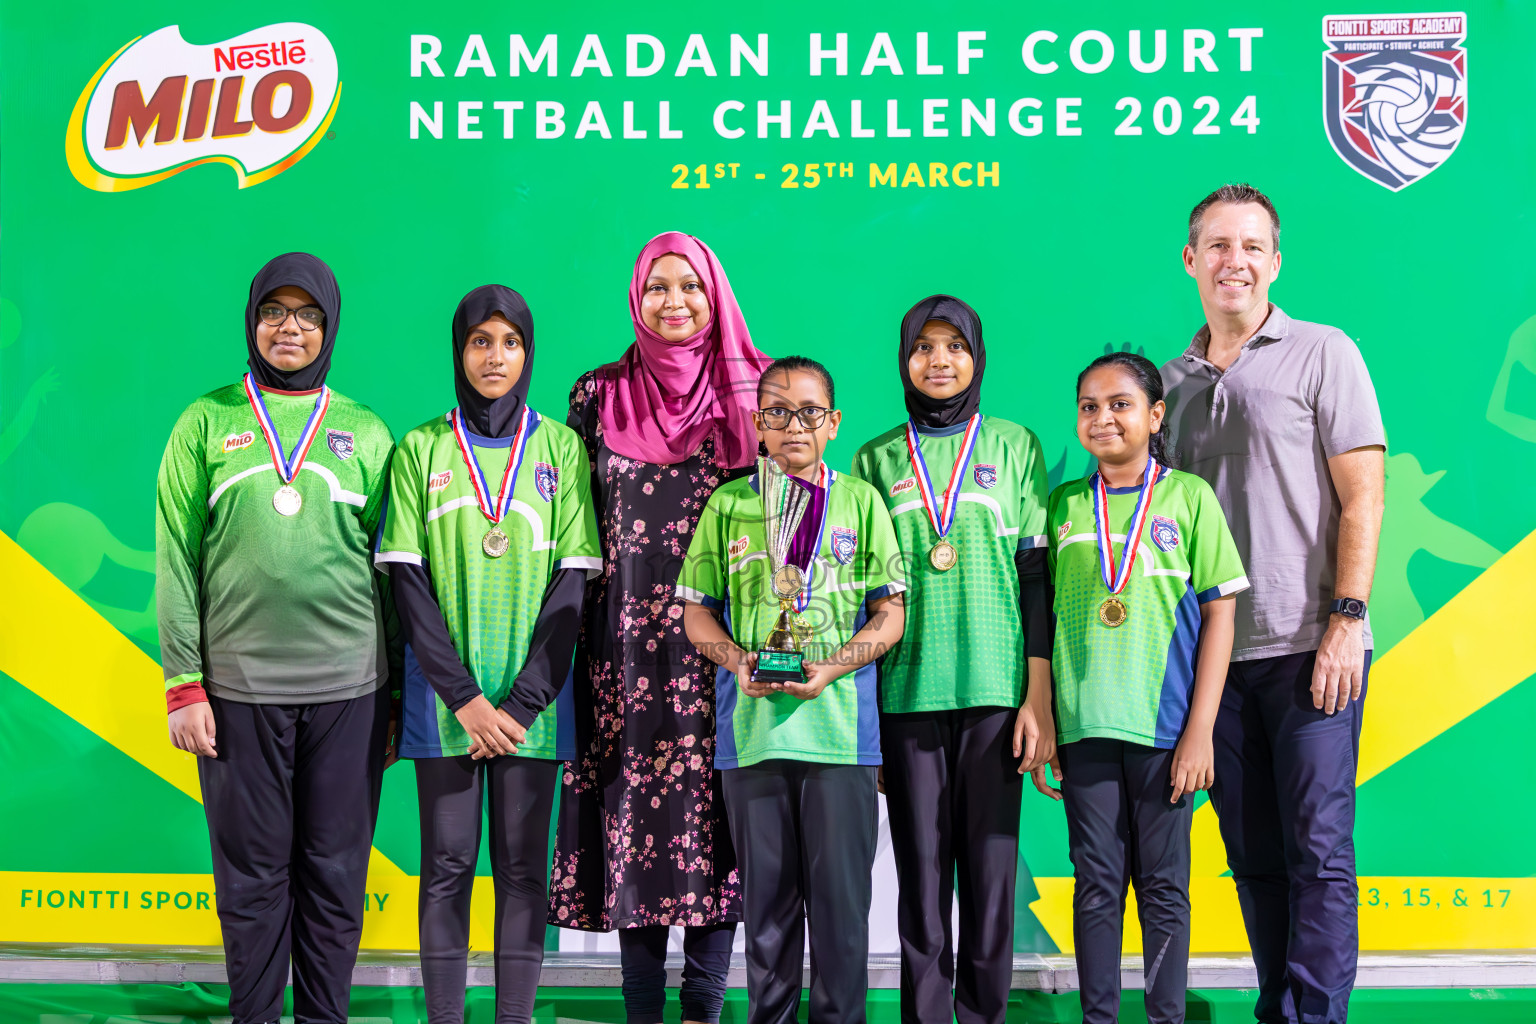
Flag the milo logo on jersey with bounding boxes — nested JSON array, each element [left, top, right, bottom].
[[1321, 12, 1467, 191], [66, 23, 340, 193], [222, 430, 254, 452], [428, 469, 454, 493], [890, 477, 917, 497]]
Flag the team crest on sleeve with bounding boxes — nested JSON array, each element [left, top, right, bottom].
[[973, 464, 998, 489], [1322, 13, 1467, 191], [534, 462, 559, 502], [1150, 515, 1181, 552], [830, 527, 858, 565], [428, 469, 453, 493], [1058, 520, 1072, 543], [326, 429, 354, 460]]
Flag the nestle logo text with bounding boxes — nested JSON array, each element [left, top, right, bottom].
[[214, 39, 306, 72]]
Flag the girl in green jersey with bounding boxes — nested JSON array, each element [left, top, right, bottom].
[[852, 295, 1054, 1024], [376, 285, 601, 1023], [1035, 352, 1247, 1024]]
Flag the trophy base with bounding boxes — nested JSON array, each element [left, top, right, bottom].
[[753, 648, 804, 685]]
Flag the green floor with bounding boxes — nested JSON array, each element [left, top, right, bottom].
[[4, 985, 1536, 1024]]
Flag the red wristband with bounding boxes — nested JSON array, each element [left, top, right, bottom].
[[166, 681, 209, 714]]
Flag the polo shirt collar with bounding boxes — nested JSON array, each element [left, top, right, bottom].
[[1183, 304, 1292, 362]]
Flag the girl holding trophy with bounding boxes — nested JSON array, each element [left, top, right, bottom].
[[679, 355, 906, 1024]]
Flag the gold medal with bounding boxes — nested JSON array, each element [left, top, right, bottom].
[[1099, 596, 1128, 628], [482, 526, 510, 558], [272, 485, 303, 517], [771, 564, 806, 600], [929, 539, 959, 572]]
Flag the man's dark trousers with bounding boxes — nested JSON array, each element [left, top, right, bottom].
[[1210, 650, 1371, 1024]]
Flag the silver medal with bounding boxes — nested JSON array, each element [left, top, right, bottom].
[[273, 485, 303, 516]]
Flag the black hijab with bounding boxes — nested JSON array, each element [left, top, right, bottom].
[[899, 294, 987, 429], [245, 252, 341, 391], [453, 285, 535, 438]]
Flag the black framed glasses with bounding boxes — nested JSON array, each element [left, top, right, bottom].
[[257, 303, 325, 331], [758, 406, 831, 429]]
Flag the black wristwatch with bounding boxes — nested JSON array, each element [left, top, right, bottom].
[[1330, 597, 1368, 620]]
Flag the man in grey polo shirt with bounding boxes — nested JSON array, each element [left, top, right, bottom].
[[1161, 183, 1385, 1024]]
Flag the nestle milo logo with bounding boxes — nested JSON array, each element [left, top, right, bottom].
[[67, 23, 340, 192]]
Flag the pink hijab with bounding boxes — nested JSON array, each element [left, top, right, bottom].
[[596, 231, 772, 468]]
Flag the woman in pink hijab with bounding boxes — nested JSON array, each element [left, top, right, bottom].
[[550, 232, 771, 1024]]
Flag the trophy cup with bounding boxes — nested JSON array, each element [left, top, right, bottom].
[[753, 456, 811, 686]]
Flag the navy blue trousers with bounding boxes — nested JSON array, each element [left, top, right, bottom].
[[617, 923, 736, 1024], [721, 761, 877, 1024], [1209, 649, 1370, 1024], [1060, 739, 1193, 1024]]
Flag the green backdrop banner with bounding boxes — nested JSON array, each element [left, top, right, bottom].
[[2, 0, 1533, 954]]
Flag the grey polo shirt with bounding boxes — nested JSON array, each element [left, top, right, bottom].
[[1161, 305, 1386, 661]]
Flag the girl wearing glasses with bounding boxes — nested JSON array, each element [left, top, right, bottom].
[[680, 355, 907, 1024], [155, 253, 398, 1024], [374, 285, 601, 1022], [850, 295, 1054, 1024], [551, 233, 770, 1024]]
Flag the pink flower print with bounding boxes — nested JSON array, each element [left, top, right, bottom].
[[690, 754, 704, 770], [667, 605, 683, 620], [685, 892, 697, 905], [637, 677, 649, 690], [670, 762, 684, 777], [651, 796, 661, 808], [634, 520, 647, 534], [670, 469, 679, 476], [676, 518, 690, 532], [563, 875, 576, 889], [651, 601, 664, 616], [643, 482, 655, 495], [646, 639, 657, 652]]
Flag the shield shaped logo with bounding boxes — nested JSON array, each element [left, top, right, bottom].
[[1322, 13, 1467, 191], [973, 464, 998, 490], [326, 429, 354, 460], [535, 462, 559, 502], [830, 527, 857, 565], [1150, 515, 1181, 553]]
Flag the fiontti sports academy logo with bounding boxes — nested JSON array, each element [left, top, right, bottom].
[[1321, 13, 1467, 191], [66, 23, 340, 192]]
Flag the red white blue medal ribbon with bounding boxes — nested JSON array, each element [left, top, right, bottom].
[[905, 414, 982, 541], [792, 463, 830, 615], [1091, 456, 1160, 595], [450, 405, 534, 524], [242, 373, 330, 484]]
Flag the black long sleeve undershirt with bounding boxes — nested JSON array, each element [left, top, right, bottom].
[[1015, 547, 1053, 663], [392, 561, 586, 727]]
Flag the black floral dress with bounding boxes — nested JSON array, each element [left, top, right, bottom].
[[549, 370, 743, 929]]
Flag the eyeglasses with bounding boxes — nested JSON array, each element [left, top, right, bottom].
[[757, 406, 832, 429], [257, 303, 325, 331]]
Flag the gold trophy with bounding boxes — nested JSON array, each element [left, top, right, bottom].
[[754, 457, 811, 685]]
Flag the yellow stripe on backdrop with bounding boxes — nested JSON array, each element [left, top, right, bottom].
[[2, 528, 1534, 950], [0, 530, 421, 946]]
